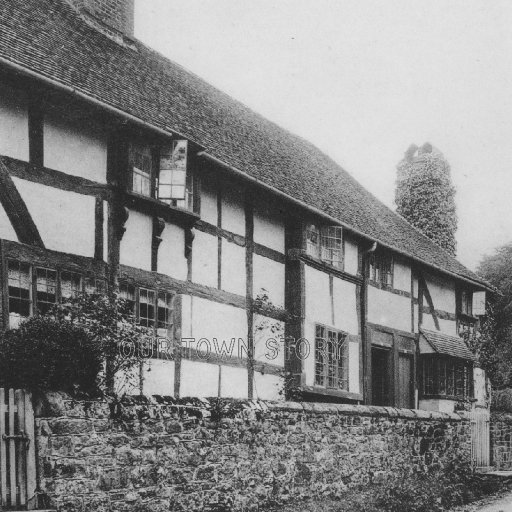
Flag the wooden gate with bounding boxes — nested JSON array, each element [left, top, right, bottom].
[[470, 409, 491, 470], [0, 389, 36, 510]]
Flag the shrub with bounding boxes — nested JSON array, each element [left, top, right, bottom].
[[0, 316, 103, 396]]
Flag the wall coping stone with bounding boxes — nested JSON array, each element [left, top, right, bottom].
[[35, 392, 468, 422]]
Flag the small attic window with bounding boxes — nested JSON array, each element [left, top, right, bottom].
[[370, 252, 393, 287], [305, 224, 343, 268]]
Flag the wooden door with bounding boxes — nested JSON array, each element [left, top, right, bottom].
[[372, 346, 392, 406], [397, 353, 414, 409]]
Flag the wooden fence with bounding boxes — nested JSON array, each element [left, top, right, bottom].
[[0, 388, 36, 510]]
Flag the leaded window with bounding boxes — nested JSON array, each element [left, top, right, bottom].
[[132, 148, 152, 197], [8, 260, 31, 324], [35, 268, 57, 315], [158, 140, 193, 209], [306, 224, 343, 268], [157, 291, 174, 334], [421, 356, 473, 400], [139, 288, 156, 328], [370, 252, 393, 287], [61, 271, 82, 299], [314, 324, 348, 390]]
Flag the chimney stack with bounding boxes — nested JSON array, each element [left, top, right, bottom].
[[68, 0, 134, 37]]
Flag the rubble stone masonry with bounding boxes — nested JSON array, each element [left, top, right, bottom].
[[35, 393, 472, 511]]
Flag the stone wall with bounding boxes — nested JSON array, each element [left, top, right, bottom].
[[35, 394, 471, 512], [491, 412, 512, 470]]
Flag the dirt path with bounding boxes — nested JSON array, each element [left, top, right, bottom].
[[453, 491, 512, 512]]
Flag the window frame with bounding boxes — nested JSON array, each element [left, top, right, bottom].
[[7, 260, 32, 324], [369, 252, 394, 288], [305, 224, 344, 269], [314, 323, 349, 391]]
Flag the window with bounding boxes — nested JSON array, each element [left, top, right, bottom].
[[157, 291, 174, 333], [314, 325, 348, 390], [61, 271, 82, 299], [461, 290, 473, 316], [85, 277, 106, 295], [8, 260, 31, 325], [305, 224, 343, 268], [132, 146, 152, 197], [119, 282, 136, 318], [421, 356, 473, 400], [35, 268, 57, 315], [370, 252, 393, 287], [139, 288, 156, 328], [158, 140, 193, 209]]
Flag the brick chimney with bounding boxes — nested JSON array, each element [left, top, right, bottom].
[[68, 0, 134, 37]]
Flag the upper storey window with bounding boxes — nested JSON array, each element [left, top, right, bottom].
[[158, 140, 193, 210], [370, 252, 393, 287], [306, 224, 343, 268], [131, 143, 153, 197], [461, 290, 473, 316]]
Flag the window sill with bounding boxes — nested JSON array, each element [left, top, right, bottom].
[[420, 394, 476, 402], [125, 191, 199, 227], [301, 385, 363, 402], [300, 253, 363, 284]]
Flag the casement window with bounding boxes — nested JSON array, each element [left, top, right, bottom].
[[61, 271, 82, 300], [461, 290, 473, 316], [139, 288, 156, 328], [131, 144, 153, 197], [157, 140, 193, 210], [157, 291, 174, 335], [35, 268, 57, 315], [314, 324, 348, 390], [8, 261, 32, 325], [421, 356, 473, 400], [370, 252, 393, 287], [119, 282, 136, 317], [305, 224, 343, 268]]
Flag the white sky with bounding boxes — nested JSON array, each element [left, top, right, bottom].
[[135, 0, 512, 271]]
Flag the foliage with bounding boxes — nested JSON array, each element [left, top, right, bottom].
[[395, 143, 457, 255], [476, 243, 512, 388], [0, 292, 148, 397], [0, 316, 103, 396]]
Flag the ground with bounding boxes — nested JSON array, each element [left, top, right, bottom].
[[453, 490, 512, 511]]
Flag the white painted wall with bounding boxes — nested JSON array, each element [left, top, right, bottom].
[[253, 255, 285, 308], [220, 366, 248, 398], [344, 239, 359, 275], [421, 315, 457, 336], [253, 203, 285, 253], [200, 183, 218, 226], [0, 202, 18, 242], [254, 314, 285, 366], [180, 359, 219, 397], [419, 398, 456, 414], [394, 260, 411, 292], [142, 359, 175, 396], [120, 210, 152, 271], [44, 110, 107, 183], [221, 240, 246, 296], [253, 373, 283, 401], [158, 223, 188, 280], [332, 277, 359, 334], [0, 82, 29, 161], [368, 286, 411, 332], [14, 177, 96, 257], [192, 231, 218, 288], [221, 186, 245, 235], [425, 273, 456, 314]]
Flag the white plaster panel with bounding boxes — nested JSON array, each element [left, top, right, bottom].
[[180, 294, 193, 339], [305, 265, 331, 327], [120, 210, 152, 271], [0, 202, 18, 242], [200, 184, 218, 226], [254, 314, 285, 366], [253, 255, 285, 308], [158, 223, 188, 280], [0, 82, 29, 161], [421, 315, 457, 336], [473, 368, 488, 408], [221, 240, 246, 296], [413, 277, 419, 298], [368, 286, 412, 332], [221, 186, 245, 236], [253, 373, 283, 401], [413, 304, 419, 333], [332, 278, 358, 334], [348, 341, 360, 394], [190, 297, 248, 356], [180, 359, 219, 398], [14, 177, 95, 257], [425, 273, 456, 314], [192, 231, 218, 288], [394, 260, 411, 292], [303, 321, 316, 387], [44, 110, 107, 183], [419, 399, 456, 414], [344, 240, 359, 275], [142, 360, 175, 396], [103, 201, 108, 262], [220, 366, 248, 399], [253, 204, 285, 254]]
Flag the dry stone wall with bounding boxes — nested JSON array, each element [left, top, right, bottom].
[[34, 393, 471, 511], [491, 412, 512, 470]]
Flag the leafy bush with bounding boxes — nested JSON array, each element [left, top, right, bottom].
[[0, 293, 148, 396], [0, 316, 102, 396]]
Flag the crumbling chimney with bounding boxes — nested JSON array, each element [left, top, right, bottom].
[[67, 0, 134, 37]]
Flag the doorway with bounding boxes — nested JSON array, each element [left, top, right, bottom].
[[371, 346, 391, 406]]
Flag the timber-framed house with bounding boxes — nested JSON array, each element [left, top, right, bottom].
[[0, 0, 491, 412]]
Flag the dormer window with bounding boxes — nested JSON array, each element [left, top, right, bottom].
[[305, 224, 343, 268], [158, 140, 193, 209]]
